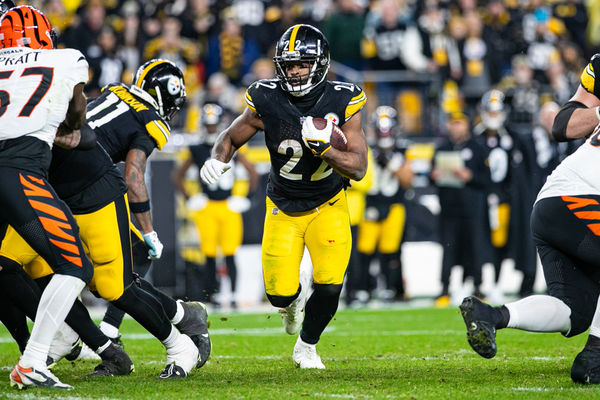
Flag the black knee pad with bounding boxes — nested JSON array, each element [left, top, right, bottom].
[[312, 283, 343, 298], [266, 292, 299, 308]]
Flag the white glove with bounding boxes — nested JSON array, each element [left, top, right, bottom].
[[301, 116, 332, 156], [200, 159, 231, 185], [143, 231, 163, 260]]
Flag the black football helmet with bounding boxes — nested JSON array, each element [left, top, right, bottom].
[[0, 0, 15, 16], [132, 59, 186, 121], [273, 24, 330, 96]]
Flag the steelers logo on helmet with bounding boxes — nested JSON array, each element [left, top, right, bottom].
[[273, 24, 330, 96], [132, 59, 186, 121], [167, 76, 182, 96]]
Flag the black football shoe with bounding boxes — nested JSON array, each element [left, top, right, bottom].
[[571, 336, 600, 384], [159, 363, 187, 379], [86, 343, 134, 377], [459, 296, 503, 359], [175, 301, 211, 368]]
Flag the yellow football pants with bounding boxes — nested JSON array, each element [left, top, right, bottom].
[[357, 203, 406, 255], [262, 190, 352, 297], [192, 199, 243, 257]]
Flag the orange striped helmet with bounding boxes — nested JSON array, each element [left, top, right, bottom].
[[0, 6, 54, 50]]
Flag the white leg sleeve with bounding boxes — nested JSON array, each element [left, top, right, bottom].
[[588, 296, 600, 338], [506, 295, 571, 333], [20, 274, 85, 368]]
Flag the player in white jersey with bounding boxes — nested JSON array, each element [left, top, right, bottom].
[[458, 53, 600, 384], [0, 6, 94, 389]]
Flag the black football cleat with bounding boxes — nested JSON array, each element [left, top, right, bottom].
[[459, 296, 498, 359], [571, 346, 600, 384], [175, 301, 211, 368], [159, 363, 187, 379], [86, 343, 134, 377]]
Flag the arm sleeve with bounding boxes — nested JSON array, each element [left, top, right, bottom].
[[130, 131, 156, 157]]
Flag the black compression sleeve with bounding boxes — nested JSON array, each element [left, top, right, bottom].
[[75, 123, 97, 150], [552, 101, 587, 142]]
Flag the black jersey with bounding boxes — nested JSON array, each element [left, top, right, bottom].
[[189, 142, 235, 201], [49, 144, 127, 214], [87, 84, 171, 163], [365, 144, 407, 221], [245, 79, 367, 212]]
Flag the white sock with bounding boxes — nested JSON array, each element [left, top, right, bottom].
[[20, 274, 85, 368], [95, 340, 112, 354], [588, 296, 600, 338], [99, 321, 120, 339], [171, 301, 185, 325], [162, 325, 184, 354], [506, 295, 571, 333]]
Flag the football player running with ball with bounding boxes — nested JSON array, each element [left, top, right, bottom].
[[201, 24, 367, 368]]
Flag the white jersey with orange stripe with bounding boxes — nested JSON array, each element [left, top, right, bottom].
[[536, 125, 600, 202], [0, 47, 88, 146]]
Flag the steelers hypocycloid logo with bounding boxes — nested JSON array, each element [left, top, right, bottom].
[[167, 76, 182, 95]]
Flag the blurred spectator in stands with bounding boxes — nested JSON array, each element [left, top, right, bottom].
[[204, 72, 243, 114], [481, 0, 525, 83], [418, 0, 461, 82], [524, 4, 561, 85], [242, 57, 276, 87], [546, 59, 574, 105], [144, 16, 199, 71], [363, 0, 432, 106], [207, 10, 260, 86], [553, 0, 588, 56], [322, 0, 367, 71], [433, 111, 490, 307], [63, 0, 106, 59], [87, 25, 125, 97], [117, 1, 145, 84], [231, 0, 282, 55], [178, 0, 219, 58], [458, 11, 493, 113], [557, 40, 585, 94], [504, 55, 540, 135], [45, 0, 75, 46]]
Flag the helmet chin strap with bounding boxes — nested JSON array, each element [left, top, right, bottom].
[[130, 85, 160, 114]]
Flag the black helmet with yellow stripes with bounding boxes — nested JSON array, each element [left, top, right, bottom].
[[273, 24, 330, 97], [133, 59, 186, 121]]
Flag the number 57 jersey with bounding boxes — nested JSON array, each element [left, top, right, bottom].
[[245, 79, 366, 213], [0, 47, 88, 145]]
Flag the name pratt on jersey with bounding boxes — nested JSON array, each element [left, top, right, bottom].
[[0, 51, 40, 66], [108, 86, 149, 112]]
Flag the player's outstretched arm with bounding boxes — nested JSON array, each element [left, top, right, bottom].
[[201, 108, 263, 185], [320, 113, 367, 181], [554, 85, 600, 141], [57, 83, 87, 137]]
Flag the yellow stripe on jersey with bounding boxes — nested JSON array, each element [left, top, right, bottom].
[[581, 63, 595, 94], [245, 89, 256, 113], [135, 59, 167, 88], [145, 120, 170, 150], [288, 25, 301, 52], [345, 90, 367, 120]]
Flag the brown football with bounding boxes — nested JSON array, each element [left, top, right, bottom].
[[311, 117, 348, 151]]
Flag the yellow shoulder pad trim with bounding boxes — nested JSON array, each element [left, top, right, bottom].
[[581, 63, 595, 94], [245, 89, 256, 113], [145, 120, 170, 150], [345, 91, 367, 120]]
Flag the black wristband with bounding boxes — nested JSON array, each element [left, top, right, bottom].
[[129, 200, 150, 213]]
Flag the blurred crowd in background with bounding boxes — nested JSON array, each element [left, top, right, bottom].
[[19, 0, 600, 308]]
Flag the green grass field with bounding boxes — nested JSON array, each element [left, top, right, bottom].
[[0, 306, 598, 399]]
